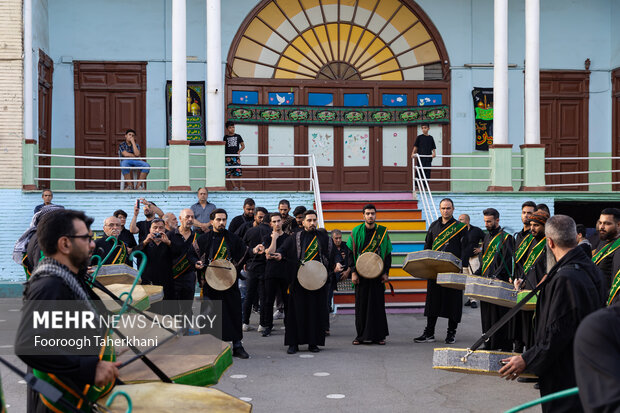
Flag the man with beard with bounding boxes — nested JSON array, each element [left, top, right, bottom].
[[228, 198, 255, 235], [162, 212, 178, 232], [15, 210, 120, 412], [129, 198, 164, 244], [415, 199, 469, 344], [113, 209, 137, 251], [278, 200, 295, 234], [167, 209, 200, 322], [514, 210, 548, 359], [348, 204, 392, 345], [500, 215, 605, 413], [475, 208, 514, 351], [276, 210, 343, 354], [592, 208, 620, 295], [196, 209, 249, 359], [94, 216, 131, 265], [328, 229, 352, 314], [241, 207, 270, 331]]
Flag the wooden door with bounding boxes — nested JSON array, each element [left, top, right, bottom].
[[74, 62, 146, 190], [540, 71, 589, 190], [612, 68, 620, 189], [37, 50, 53, 189]]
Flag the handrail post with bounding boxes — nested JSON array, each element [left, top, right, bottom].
[[310, 154, 324, 228]]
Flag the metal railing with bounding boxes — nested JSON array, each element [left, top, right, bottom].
[[413, 153, 438, 225], [34, 153, 169, 185], [544, 156, 620, 189]]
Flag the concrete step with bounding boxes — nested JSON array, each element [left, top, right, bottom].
[[341, 231, 427, 242], [334, 289, 426, 305], [324, 210, 422, 220], [322, 200, 419, 210], [321, 192, 416, 201], [325, 220, 426, 231]]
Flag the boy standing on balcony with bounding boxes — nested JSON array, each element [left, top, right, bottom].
[[223, 121, 245, 191], [119, 129, 151, 190], [411, 123, 436, 179]]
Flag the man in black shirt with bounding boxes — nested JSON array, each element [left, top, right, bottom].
[[94, 216, 131, 265], [113, 209, 137, 251], [593, 208, 620, 296], [278, 199, 296, 235], [229, 198, 255, 234], [459, 213, 484, 308], [129, 198, 164, 244], [223, 120, 245, 190], [411, 123, 436, 179]]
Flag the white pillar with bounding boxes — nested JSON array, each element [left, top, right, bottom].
[[493, 0, 508, 145], [171, 0, 187, 141], [524, 0, 540, 145], [24, 0, 33, 141], [206, 0, 222, 141]]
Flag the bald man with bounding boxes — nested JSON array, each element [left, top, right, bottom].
[[167, 209, 200, 322], [94, 216, 131, 265]]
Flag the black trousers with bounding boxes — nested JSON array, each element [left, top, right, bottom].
[[242, 270, 265, 326], [174, 271, 196, 322], [262, 277, 289, 329], [426, 315, 458, 334], [420, 159, 432, 179]]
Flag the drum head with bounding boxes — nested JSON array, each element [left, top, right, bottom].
[[206, 259, 237, 291], [356, 252, 384, 279], [297, 260, 328, 291]]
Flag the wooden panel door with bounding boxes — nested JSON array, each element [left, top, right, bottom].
[[612, 68, 620, 189], [74, 62, 146, 190], [37, 50, 53, 189], [540, 71, 589, 190]]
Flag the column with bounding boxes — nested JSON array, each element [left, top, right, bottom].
[[488, 0, 513, 191], [23, 0, 36, 189], [520, 0, 546, 190], [205, 0, 226, 189], [168, 0, 191, 191]]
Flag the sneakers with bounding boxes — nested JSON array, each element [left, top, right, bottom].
[[445, 331, 456, 344], [242, 324, 254, 332], [464, 299, 472, 307], [414, 331, 435, 343], [308, 345, 321, 353], [273, 310, 285, 320], [257, 325, 266, 332], [287, 345, 298, 354], [470, 300, 478, 309], [261, 327, 272, 337], [232, 346, 250, 359]]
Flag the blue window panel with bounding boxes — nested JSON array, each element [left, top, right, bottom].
[[344, 93, 369, 107], [308, 93, 334, 106], [417, 94, 442, 106], [268, 92, 295, 105], [232, 91, 259, 104], [382, 94, 407, 106]]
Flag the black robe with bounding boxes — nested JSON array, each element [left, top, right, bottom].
[[278, 229, 341, 346], [519, 235, 546, 349], [94, 237, 131, 266], [476, 226, 515, 351], [574, 303, 620, 413], [510, 228, 531, 349], [423, 217, 469, 323], [354, 226, 390, 342], [197, 230, 246, 342], [522, 246, 605, 413], [593, 237, 620, 297]]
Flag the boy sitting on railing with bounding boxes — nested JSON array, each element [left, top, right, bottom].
[[119, 129, 151, 190]]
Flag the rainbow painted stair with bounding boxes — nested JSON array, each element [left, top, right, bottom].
[[321, 192, 427, 313]]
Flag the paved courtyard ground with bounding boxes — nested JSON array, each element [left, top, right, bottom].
[[0, 301, 540, 412]]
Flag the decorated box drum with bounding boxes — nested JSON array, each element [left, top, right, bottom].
[[297, 260, 328, 290], [433, 347, 537, 378], [96, 264, 138, 285], [464, 275, 517, 308], [102, 382, 252, 413], [95, 284, 164, 313], [117, 334, 233, 387], [436, 272, 467, 290], [402, 250, 461, 280], [517, 290, 537, 311], [356, 252, 384, 279], [206, 259, 237, 291]]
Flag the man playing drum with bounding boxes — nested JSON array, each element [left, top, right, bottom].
[[276, 210, 343, 354], [196, 209, 250, 359], [415, 198, 470, 345], [347, 204, 392, 345]]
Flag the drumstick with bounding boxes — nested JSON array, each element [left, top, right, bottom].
[[118, 329, 184, 369]]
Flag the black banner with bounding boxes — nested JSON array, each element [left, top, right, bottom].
[[472, 88, 494, 151]]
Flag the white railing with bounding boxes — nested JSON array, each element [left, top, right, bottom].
[[544, 156, 620, 189], [413, 153, 438, 225], [190, 153, 324, 227], [34, 153, 169, 185]]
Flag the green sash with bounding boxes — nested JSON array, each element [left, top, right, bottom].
[[481, 232, 509, 276], [592, 237, 620, 265], [109, 242, 128, 265], [214, 237, 229, 260], [522, 238, 546, 275], [172, 232, 198, 279], [33, 329, 115, 412], [608, 267, 620, 306], [347, 224, 393, 260], [303, 236, 319, 262], [0, 374, 5, 413], [514, 233, 534, 264], [432, 220, 466, 251]]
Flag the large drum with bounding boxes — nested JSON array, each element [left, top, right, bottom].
[[436, 272, 467, 290], [102, 382, 252, 412], [433, 347, 537, 378], [517, 290, 537, 311], [94, 284, 163, 313], [464, 275, 517, 308], [206, 259, 237, 291], [402, 250, 461, 280], [96, 264, 138, 285], [117, 334, 233, 387], [356, 252, 384, 279], [297, 260, 328, 290]]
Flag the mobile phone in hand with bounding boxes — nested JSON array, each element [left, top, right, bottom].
[[136, 199, 140, 209]]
